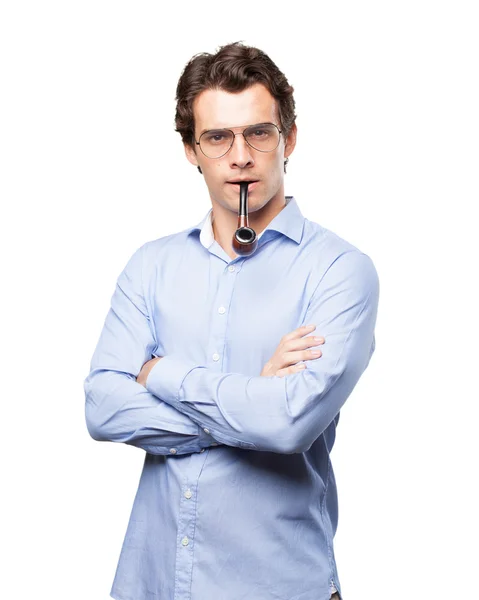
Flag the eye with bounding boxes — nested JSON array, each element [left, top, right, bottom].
[[249, 127, 270, 139], [204, 131, 228, 144]]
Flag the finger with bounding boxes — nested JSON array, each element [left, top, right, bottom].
[[278, 363, 306, 377], [284, 335, 324, 353], [282, 324, 316, 343], [285, 348, 323, 365]]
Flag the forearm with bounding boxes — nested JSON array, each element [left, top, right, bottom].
[[145, 251, 379, 454], [83, 243, 219, 456], [84, 367, 216, 455], [146, 302, 375, 453]]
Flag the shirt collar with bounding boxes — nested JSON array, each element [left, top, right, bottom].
[[187, 196, 305, 248]]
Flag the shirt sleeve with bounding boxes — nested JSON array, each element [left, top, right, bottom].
[[145, 250, 380, 454], [83, 243, 217, 456]]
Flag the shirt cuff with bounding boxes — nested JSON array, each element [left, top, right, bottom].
[[145, 355, 201, 403], [146, 355, 221, 449]]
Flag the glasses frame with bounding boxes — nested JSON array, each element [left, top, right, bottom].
[[195, 122, 283, 159]]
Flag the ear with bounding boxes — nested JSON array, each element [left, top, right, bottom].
[[184, 142, 199, 167], [284, 123, 297, 159]]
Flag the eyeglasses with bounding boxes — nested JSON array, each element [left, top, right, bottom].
[[195, 122, 282, 159]]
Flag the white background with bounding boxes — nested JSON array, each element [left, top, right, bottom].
[[1, 1, 478, 599]]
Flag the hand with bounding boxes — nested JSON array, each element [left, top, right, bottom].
[[260, 325, 325, 378], [136, 356, 163, 388]]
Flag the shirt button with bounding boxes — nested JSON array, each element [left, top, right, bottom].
[[212, 353, 220, 361], [184, 489, 192, 499], [169, 448, 177, 454], [181, 536, 189, 546], [199, 448, 205, 453], [203, 428, 210, 434], [228, 265, 235, 272], [218, 306, 226, 314]]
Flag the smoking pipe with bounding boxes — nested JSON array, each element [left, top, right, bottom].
[[232, 181, 258, 256]]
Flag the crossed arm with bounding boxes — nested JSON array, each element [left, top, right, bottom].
[[83, 244, 214, 456], [84, 243, 379, 455]]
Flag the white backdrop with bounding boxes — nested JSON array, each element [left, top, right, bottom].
[[1, 1, 478, 599]]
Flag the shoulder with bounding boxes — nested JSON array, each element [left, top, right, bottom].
[[138, 224, 198, 264], [117, 224, 197, 287], [302, 219, 379, 297], [303, 217, 365, 258]]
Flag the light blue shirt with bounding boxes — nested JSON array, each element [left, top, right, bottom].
[[84, 195, 379, 600]]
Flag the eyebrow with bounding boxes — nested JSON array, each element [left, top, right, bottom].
[[198, 122, 274, 136]]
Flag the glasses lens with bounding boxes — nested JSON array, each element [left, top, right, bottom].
[[199, 129, 234, 158], [245, 124, 280, 152]]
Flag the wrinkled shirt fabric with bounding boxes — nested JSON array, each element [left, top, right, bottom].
[[84, 195, 380, 600]]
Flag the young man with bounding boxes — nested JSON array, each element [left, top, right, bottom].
[[84, 41, 379, 600]]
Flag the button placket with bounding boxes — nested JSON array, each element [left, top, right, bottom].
[[206, 260, 241, 370], [174, 479, 200, 599]]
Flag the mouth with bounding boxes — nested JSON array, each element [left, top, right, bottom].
[[227, 180, 260, 192]]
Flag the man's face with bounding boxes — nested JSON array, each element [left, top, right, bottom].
[[184, 83, 296, 215]]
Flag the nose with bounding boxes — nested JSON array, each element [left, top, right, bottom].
[[228, 133, 255, 169]]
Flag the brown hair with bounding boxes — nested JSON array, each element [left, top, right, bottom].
[[174, 41, 296, 154]]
